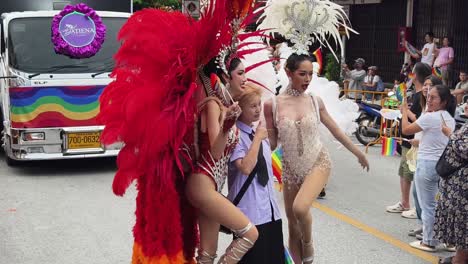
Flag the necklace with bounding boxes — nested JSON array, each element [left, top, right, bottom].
[[285, 87, 303, 96]]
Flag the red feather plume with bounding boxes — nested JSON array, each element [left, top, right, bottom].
[[98, 0, 240, 262]]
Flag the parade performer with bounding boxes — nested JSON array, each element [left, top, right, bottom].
[[275, 46, 360, 137], [98, 1, 266, 263], [259, 1, 369, 263], [186, 58, 258, 264]]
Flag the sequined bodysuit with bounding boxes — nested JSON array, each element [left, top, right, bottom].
[[274, 95, 331, 187], [194, 97, 239, 192]]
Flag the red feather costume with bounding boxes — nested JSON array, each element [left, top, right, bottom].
[[98, 1, 265, 263]]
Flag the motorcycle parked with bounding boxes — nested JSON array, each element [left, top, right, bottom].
[[354, 91, 404, 155], [354, 100, 383, 146]]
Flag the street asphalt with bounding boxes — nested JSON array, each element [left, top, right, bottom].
[[0, 139, 453, 264]]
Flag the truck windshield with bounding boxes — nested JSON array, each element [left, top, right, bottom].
[[7, 16, 126, 74]]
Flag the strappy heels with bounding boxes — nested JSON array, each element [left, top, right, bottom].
[[217, 222, 255, 264], [301, 239, 314, 264], [196, 249, 217, 264]]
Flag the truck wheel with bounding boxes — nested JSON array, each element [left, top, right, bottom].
[[3, 135, 19, 166], [6, 156, 19, 167]]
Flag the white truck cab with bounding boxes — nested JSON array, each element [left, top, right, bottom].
[[0, 2, 130, 165]]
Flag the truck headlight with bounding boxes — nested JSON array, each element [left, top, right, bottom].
[[22, 132, 45, 141]]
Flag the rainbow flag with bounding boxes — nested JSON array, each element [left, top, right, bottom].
[[272, 147, 283, 184], [313, 48, 323, 75], [395, 82, 406, 102], [210, 73, 223, 93], [382, 137, 397, 156], [284, 246, 295, 264], [9, 86, 104, 128], [432, 67, 442, 79]]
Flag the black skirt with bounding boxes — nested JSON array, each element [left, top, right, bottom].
[[238, 219, 285, 264]]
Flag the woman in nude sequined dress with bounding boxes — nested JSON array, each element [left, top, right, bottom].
[[264, 54, 370, 264]]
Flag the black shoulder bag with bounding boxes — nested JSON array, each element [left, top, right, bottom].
[[219, 164, 258, 234], [435, 141, 465, 179]]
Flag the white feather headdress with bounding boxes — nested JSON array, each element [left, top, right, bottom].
[[259, 0, 357, 59]]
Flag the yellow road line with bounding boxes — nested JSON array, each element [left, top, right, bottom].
[[312, 202, 439, 264]]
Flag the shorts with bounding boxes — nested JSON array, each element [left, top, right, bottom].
[[398, 146, 414, 181]]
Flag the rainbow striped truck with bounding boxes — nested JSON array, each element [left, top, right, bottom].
[[0, 1, 130, 165]]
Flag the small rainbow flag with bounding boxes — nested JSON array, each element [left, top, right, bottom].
[[284, 246, 295, 264], [432, 67, 442, 79], [313, 48, 323, 75], [395, 82, 406, 102], [382, 137, 398, 156], [272, 147, 283, 184]]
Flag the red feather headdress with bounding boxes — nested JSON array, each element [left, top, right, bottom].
[[216, 1, 269, 75]]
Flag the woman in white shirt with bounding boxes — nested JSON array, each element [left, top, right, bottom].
[[401, 84, 456, 252]]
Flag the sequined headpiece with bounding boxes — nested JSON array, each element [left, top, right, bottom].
[[215, 0, 266, 75], [216, 18, 243, 75], [259, 0, 357, 59]]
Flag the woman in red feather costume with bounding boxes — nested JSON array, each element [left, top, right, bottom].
[[186, 57, 259, 264], [98, 0, 265, 263]]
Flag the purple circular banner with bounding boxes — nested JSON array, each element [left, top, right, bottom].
[[51, 3, 106, 59], [59, 12, 96, 47]]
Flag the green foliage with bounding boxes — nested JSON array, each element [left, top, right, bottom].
[[324, 53, 341, 82], [133, 0, 181, 10]]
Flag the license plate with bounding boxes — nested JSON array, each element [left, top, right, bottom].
[[67, 132, 102, 149]]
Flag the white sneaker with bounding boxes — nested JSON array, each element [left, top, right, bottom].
[[409, 241, 436, 252], [401, 208, 418, 219], [386, 202, 409, 213], [438, 243, 456, 252], [408, 227, 423, 237]]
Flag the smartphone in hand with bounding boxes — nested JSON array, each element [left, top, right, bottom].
[[440, 112, 447, 126]]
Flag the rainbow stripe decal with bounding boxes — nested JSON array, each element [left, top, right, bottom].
[[432, 67, 442, 79], [272, 147, 283, 183], [9, 86, 105, 128], [381, 137, 397, 156], [284, 246, 295, 264]]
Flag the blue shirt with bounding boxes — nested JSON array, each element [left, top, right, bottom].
[[227, 120, 282, 225]]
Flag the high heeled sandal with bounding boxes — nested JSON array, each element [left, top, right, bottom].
[[217, 223, 255, 264], [196, 249, 217, 264], [301, 239, 314, 264]]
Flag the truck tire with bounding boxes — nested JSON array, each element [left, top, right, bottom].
[[3, 135, 19, 166], [6, 156, 19, 167]]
